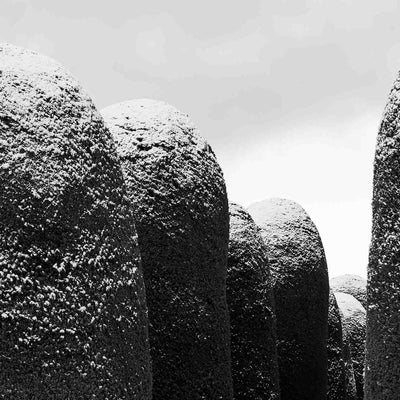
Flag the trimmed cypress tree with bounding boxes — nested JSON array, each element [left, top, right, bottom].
[[102, 99, 233, 400], [248, 198, 329, 400], [227, 203, 280, 400], [0, 44, 151, 399], [327, 291, 346, 400], [343, 334, 358, 400], [334, 292, 366, 400], [330, 275, 367, 309], [365, 69, 400, 399]]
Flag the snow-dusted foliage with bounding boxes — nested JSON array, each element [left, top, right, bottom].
[[327, 291, 347, 400], [0, 44, 151, 399], [102, 99, 233, 400], [330, 275, 367, 309], [335, 292, 366, 400], [248, 198, 329, 400], [227, 203, 280, 400], [365, 70, 400, 399]]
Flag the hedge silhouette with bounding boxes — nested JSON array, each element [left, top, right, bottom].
[[102, 99, 233, 400], [0, 44, 151, 399], [365, 70, 400, 399], [327, 291, 346, 400], [334, 292, 366, 400], [248, 198, 329, 400], [330, 275, 367, 309], [227, 203, 280, 400]]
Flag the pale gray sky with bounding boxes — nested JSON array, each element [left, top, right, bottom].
[[2, 0, 399, 277]]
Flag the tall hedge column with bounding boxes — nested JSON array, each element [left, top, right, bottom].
[[102, 99, 233, 400], [365, 69, 400, 399], [248, 198, 329, 400], [227, 203, 280, 400], [0, 44, 151, 399]]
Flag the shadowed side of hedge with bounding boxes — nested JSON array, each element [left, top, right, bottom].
[[227, 203, 280, 400], [248, 198, 329, 400]]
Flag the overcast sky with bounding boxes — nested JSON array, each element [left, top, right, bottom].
[[2, 0, 400, 278]]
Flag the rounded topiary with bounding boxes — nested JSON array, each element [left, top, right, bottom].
[[0, 44, 151, 398], [327, 291, 346, 400], [248, 198, 329, 400], [365, 71, 400, 399], [102, 99, 233, 400], [334, 292, 366, 400], [330, 275, 367, 309], [227, 202, 280, 400]]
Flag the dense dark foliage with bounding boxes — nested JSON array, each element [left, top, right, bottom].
[[342, 331, 358, 400], [365, 70, 400, 399], [335, 292, 366, 400], [327, 292, 346, 400], [102, 99, 233, 400], [248, 198, 329, 400], [227, 203, 280, 400], [0, 44, 151, 399]]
